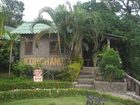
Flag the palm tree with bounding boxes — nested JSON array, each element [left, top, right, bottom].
[[69, 6, 105, 58], [32, 2, 105, 65], [32, 5, 72, 54], [4, 32, 19, 77]]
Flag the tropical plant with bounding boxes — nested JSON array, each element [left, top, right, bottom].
[[12, 61, 33, 77], [0, 43, 9, 71], [99, 48, 124, 81], [3, 32, 20, 77], [70, 7, 105, 58], [57, 62, 82, 81], [32, 5, 71, 55], [32, 2, 105, 59], [0, 6, 6, 36]]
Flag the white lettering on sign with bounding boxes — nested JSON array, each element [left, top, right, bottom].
[[33, 69, 43, 82]]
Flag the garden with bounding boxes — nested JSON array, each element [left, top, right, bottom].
[[0, 88, 140, 105], [0, 0, 140, 104]]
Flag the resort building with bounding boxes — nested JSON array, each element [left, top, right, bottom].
[[12, 22, 64, 70]]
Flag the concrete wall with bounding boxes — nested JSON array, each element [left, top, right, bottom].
[[94, 81, 127, 94], [20, 34, 64, 71]]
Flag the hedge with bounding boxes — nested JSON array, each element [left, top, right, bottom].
[[0, 81, 72, 91], [0, 89, 139, 105]]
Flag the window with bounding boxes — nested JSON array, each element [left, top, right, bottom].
[[25, 41, 33, 55], [49, 41, 59, 55]]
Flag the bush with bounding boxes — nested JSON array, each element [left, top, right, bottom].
[[0, 81, 72, 91], [12, 62, 33, 77], [0, 44, 9, 72], [0, 89, 139, 105], [104, 65, 124, 81], [57, 63, 82, 81], [100, 48, 124, 81], [67, 63, 82, 81], [100, 48, 122, 69]]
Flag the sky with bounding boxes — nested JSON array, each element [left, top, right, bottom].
[[19, 0, 90, 22]]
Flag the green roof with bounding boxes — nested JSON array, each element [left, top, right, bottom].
[[11, 22, 54, 34]]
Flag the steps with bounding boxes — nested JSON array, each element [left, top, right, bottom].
[[75, 67, 98, 89], [77, 78, 94, 84]]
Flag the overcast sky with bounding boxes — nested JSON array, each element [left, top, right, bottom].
[[19, 0, 90, 21]]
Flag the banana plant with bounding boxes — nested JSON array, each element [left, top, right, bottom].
[[4, 31, 20, 77]]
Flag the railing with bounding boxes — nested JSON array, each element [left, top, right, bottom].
[[125, 74, 140, 96]]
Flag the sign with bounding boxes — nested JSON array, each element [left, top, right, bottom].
[[33, 69, 43, 82], [22, 56, 64, 66]]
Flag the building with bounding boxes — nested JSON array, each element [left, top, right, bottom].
[[12, 22, 123, 70], [12, 22, 64, 70]]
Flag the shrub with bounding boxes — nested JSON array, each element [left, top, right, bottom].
[[0, 81, 72, 91], [0, 89, 139, 105], [104, 65, 124, 81], [12, 62, 33, 77], [57, 63, 82, 81], [100, 48, 124, 81], [71, 57, 84, 65], [100, 48, 122, 69], [67, 63, 82, 81]]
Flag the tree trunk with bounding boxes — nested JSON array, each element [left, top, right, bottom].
[[58, 33, 61, 55], [107, 39, 110, 49], [9, 42, 13, 78]]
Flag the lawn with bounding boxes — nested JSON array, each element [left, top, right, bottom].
[[1, 96, 125, 105]]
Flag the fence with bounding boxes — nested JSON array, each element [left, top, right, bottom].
[[125, 74, 140, 96]]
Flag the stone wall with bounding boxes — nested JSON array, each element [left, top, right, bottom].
[[94, 81, 127, 94]]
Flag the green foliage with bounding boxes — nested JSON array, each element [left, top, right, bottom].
[[0, 10, 6, 36], [67, 63, 81, 81], [0, 43, 9, 71], [104, 65, 124, 81], [0, 89, 139, 105], [57, 63, 82, 81], [2, 0, 24, 27], [12, 62, 33, 77], [100, 48, 124, 81], [100, 48, 122, 69], [0, 81, 72, 91], [71, 57, 84, 65], [127, 44, 140, 80]]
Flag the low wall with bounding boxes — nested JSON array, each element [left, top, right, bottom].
[[94, 81, 127, 94]]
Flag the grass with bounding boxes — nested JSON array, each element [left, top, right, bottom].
[[1, 96, 127, 105]]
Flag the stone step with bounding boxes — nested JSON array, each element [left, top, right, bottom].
[[82, 67, 99, 71], [79, 74, 94, 79], [75, 84, 94, 89], [80, 69, 95, 74], [77, 79, 94, 84]]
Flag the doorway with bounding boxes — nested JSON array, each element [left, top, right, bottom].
[[83, 42, 94, 67]]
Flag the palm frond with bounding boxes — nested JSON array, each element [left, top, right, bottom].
[[35, 29, 50, 48], [31, 17, 55, 32], [38, 7, 57, 25]]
